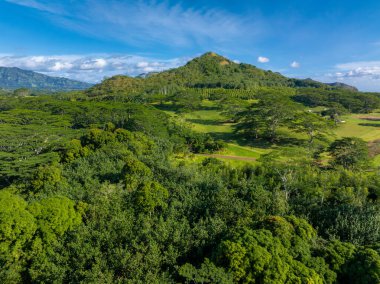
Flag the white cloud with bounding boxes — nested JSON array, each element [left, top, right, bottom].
[[5, 0, 64, 13], [314, 60, 380, 92], [136, 62, 149, 68], [0, 54, 189, 83], [334, 61, 380, 79], [290, 61, 300, 68], [258, 56, 270, 63], [49, 61, 73, 71], [80, 58, 108, 70], [5, 0, 260, 50]]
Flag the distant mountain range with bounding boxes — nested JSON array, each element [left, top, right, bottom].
[[0, 67, 92, 91], [89, 52, 358, 95]]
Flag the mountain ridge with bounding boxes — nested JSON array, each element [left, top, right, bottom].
[[0, 67, 92, 91]]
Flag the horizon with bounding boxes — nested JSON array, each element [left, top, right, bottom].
[[1, 0, 380, 91]]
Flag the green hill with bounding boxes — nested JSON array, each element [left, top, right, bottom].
[[0, 67, 92, 91], [88, 52, 356, 96]]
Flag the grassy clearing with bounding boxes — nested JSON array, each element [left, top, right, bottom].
[[160, 100, 273, 163], [160, 101, 380, 165], [335, 113, 380, 141]]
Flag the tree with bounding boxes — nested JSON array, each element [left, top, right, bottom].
[[290, 111, 333, 144], [235, 92, 298, 142], [0, 191, 37, 282], [28, 196, 82, 244], [122, 157, 153, 191], [328, 137, 370, 169], [215, 216, 333, 283], [13, 88, 31, 97], [31, 163, 63, 193], [134, 181, 169, 213]]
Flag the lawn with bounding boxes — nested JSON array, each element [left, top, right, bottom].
[[335, 113, 380, 141]]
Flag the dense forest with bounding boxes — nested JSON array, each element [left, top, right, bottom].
[[1, 53, 380, 283]]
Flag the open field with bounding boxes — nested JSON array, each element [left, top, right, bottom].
[[335, 113, 380, 141], [159, 101, 380, 165]]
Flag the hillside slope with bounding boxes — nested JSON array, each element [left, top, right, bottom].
[[88, 52, 356, 95]]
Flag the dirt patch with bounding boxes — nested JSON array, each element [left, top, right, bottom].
[[368, 139, 380, 157], [359, 116, 380, 121], [220, 60, 230, 66], [197, 154, 256, 161]]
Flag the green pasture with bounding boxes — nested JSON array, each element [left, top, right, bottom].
[[335, 113, 380, 141]]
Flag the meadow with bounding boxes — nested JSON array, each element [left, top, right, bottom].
[[161, 100, 380, 166]]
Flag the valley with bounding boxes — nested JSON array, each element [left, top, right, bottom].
[[1, 53, 380, 283]]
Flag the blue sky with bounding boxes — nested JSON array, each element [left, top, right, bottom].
[[1, 0, 380, 91]]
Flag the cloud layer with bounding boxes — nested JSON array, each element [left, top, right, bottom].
[[316, 61, 380, 92], [334, 61, 380, 80], [6, 0, 259, 50], [0, 54, 189, 82]]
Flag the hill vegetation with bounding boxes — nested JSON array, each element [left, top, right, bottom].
[[1, 53, 380, 283], [88, 52, 357, 96]]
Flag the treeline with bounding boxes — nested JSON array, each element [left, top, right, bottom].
[[293, 88, 380, 113], [0, 95, 223, 186]]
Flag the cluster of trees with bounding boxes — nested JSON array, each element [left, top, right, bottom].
[[293, 88, 380, 113], [0, 95, 223, 187], [234, 91, 334, 144]]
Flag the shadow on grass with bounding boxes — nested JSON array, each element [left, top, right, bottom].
[[154, 103, 220, 112], [208, 131, 307, 149], [358, 123, 380, 127], [187, 119, 223, 125]]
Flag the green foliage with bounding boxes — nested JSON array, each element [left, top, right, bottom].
[[0, 191, 82, 283], [134, 181, 169, 213], [179, 259, 233, 283], [216, 216, 330, 283], [122, 156, 153, 190], [329, 137, 370, 169], [293, 88, 380, 113], [0, 191, 37, 256], [316, 240, 380, 283], [59, 139, 90, 163], [290, 111, 333, 144], [31, 163, 63, 193], [235, 91, 299, 141], [28, 196, 82, 243], [88, 52, 343, 98]]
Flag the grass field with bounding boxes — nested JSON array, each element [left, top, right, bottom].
[[335, 113, 380, 141], [159, 101, 380, 165]]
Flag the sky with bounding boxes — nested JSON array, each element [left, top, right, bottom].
[[1, 0, 380, 91]]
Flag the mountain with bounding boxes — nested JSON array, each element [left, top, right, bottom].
[[326, 82, 358, 92], [0, 67, 92, 91], [88, 52, 356, 96]]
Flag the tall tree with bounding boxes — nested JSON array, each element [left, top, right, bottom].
[[328, 137, 370, 169], [235, 92, 298, 142]]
